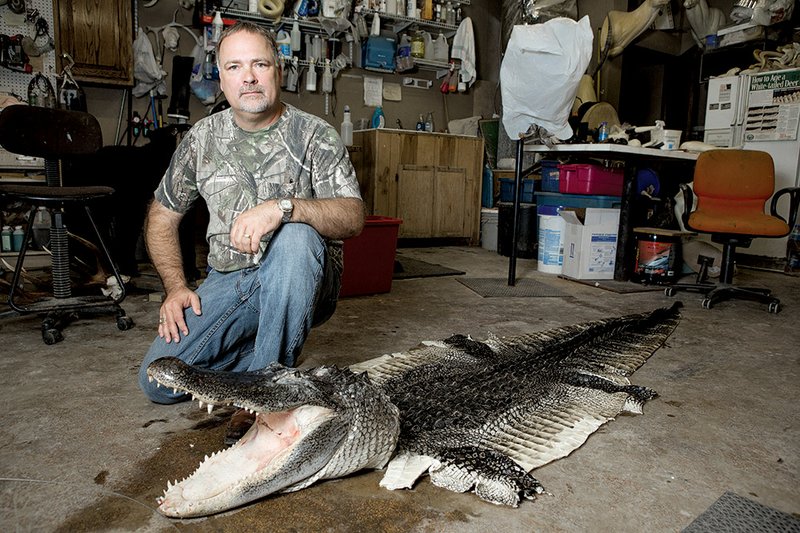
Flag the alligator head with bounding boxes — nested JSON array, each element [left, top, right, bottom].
[[146, 358, 400, 517]]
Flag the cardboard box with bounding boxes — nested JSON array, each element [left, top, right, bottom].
[[560, 208, 620, 280]]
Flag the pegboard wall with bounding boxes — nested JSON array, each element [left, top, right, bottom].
[[0, 0, 57, 99]]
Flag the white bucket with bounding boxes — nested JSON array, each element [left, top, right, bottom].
[[481, 208, 499, 252], [661, 129, 682, 150], [537, 205, 564, 274]]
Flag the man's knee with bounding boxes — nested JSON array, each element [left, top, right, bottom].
[[269, 223, 324, 255]]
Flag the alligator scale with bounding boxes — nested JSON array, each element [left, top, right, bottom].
[[147, 304, 682, 517]]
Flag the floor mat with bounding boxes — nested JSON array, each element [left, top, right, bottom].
[[394, 257, 465, 280], [457, 277, 571, 298], [559, 276, 665, 294], [682, 492, 800, 533]]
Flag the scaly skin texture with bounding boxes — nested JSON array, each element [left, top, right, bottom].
[[148, 304, 682, 517]]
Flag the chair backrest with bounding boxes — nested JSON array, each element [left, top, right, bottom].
[[693, 149, 774, 212], [0, 105, 102, 159]]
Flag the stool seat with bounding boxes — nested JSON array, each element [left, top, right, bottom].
[[0, 184, 115, 202]]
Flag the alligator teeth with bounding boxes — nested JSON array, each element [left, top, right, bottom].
[[173, 388, 178, 395], [207, 403, 213, 414], [198, 400, 203, 409], [148, 376, 153, 383]]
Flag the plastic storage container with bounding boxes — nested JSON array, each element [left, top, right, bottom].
[[480, 208, 498, 252], [559, 164, 624, 196], [499, 178, 536, 203], [540, 160, 560, 192], [537, 205, 565, 274], [340, 216, 402, 297], [535, 191, 622, 209]]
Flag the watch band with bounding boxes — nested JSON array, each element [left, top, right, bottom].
[[278, 199, 293, 224]]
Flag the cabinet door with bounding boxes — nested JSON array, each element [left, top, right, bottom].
[[433, 167, 468, 237], [55, 0, 134, 86], [397, 165, 435, 237]]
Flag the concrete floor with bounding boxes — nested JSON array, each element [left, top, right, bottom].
[[1, 246, 798, 532]]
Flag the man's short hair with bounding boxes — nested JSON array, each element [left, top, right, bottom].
[[216, 21, 280, 65]]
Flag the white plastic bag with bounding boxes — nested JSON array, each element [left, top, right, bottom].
[[500, 16, 593, 140], [132, 28, 166, 98]]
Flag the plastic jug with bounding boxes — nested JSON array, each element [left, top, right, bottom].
[[1, 225, 11, 252], [410, 32, 425, 58], [32, 206, 51, 250], [276, 30, 291, 58], [422, 32, 434, 60], [12, 225, 24, 252], [371, 106, 385, 129], [433, 32, 448, 62]]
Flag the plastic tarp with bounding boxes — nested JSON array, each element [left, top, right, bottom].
[[500, 16, 593, 140], [132, 28, 166, 98]]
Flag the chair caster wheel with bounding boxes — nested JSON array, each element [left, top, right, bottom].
[[702, 298, 713, 309], [117, 316, 134, 331], [768, 301, 781, 314], [42, 328, 63, 345], [664, 287, 675, 297]]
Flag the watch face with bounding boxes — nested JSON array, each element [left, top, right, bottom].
[[279, 199, 293, 211]]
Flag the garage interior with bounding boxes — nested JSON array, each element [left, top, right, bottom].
[[1, 0, 799, 531]]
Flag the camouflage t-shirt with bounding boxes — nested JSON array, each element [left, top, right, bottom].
[[154, 104, 361, 272]]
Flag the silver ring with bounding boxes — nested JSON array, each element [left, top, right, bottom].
[[244, 234, 251, 239], [159, 317, 166, 325]]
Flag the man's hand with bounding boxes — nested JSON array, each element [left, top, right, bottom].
[[230, 200, 282, 254], [158, 286, 202, 343], [230, 197, 364, 252]]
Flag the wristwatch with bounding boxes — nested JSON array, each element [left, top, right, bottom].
[[277, 198, 294, 224]]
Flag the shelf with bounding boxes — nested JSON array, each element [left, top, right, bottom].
[[201, 2, 463, 76], [359, 9, 462, 36]]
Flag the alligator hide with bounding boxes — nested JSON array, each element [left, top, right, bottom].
[[147, 304, 681, 516]]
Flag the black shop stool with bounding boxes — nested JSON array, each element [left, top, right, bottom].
[[0, 106, 133, 344]]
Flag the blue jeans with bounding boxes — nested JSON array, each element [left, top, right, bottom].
[[138, 223, 338, 404]]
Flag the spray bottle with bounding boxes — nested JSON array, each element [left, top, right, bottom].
[[211, 11, 224, 45], [306, 57, 317, 92], [291, 20, 302, 53], [341, 105, 353, 146]]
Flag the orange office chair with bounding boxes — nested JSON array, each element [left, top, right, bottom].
[[665, 149, 799, 313]]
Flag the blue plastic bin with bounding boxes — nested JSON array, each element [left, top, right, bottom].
[[499, 178, 536, 203], [535, 191, 623, 209], [540, 160, 560, 192]]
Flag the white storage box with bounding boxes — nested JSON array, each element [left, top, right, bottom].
[[560, 208, 620, 280]]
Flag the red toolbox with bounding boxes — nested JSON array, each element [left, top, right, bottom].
[[559, 164, 624, 196]]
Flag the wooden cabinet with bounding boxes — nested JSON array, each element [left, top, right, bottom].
[[55, 0, 134, 86], [351, 129, 484, 243]]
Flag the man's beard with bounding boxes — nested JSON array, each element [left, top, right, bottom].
[[238, 87, 270, 114]]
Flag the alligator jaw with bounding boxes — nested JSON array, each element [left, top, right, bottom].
[[156, 404, 338, 517], [146, 357, 400, 518]]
